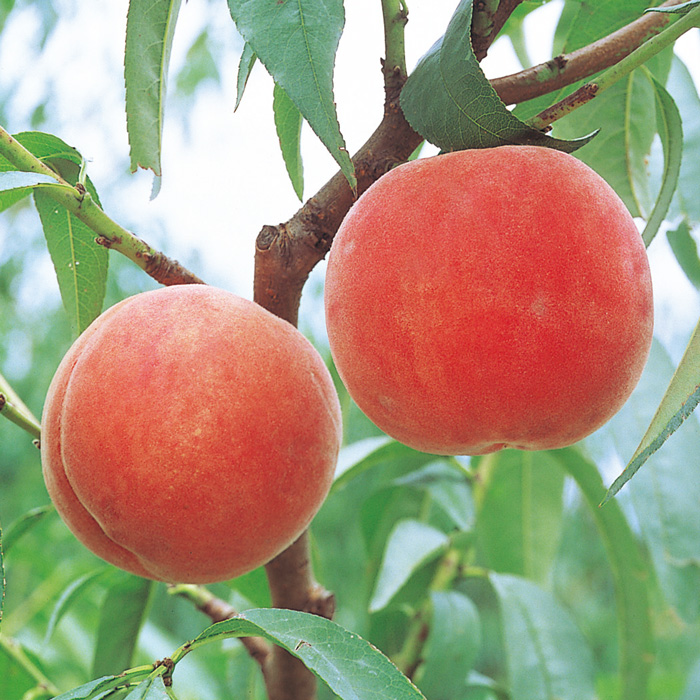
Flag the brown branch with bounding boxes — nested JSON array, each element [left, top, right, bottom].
[[472, 0, 526, 61], [491, 0, 687, 105]]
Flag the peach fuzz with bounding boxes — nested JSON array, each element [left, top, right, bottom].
[[41, 285, 341, 583], [324, 145, 653, 455]]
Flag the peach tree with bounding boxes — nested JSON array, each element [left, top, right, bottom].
[[1, 1, 700, 699]]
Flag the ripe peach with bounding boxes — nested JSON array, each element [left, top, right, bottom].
[[42, 285, 341, 583], [325, 145, 653, 455]]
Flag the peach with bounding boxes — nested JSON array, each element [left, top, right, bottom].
[[324, 146, 653, 455], [41, 285, 341, 583]]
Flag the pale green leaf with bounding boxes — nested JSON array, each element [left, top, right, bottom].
[[125, 0, 183, 174], [667, 219, 700, 288], [370, 519, 449, 612], [2, 505, 54, 554]]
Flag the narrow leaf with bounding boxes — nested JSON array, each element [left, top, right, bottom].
[[45, 569, 109, 644], [273, 82, 304, 200], [604, 320, 700, 502], [191, 608, 426, 699], [227, 0, 356, 190], [641, 68, 684, 247], [667, 219, 700, 288], [124, 676, 170, 700], [34, 190, 108, 336], [400, 0, 595, 154], [92, 573, 154, 678], [554, 448, 653, 700], [416, 591, 481, 700], [125, 0, 184, 174], [475, 450, 565, 585], [370, 519, 449, 612], [646, 0, 700, 14], [2, 505, 54, 553], [235, 42, 257, 111], [491, 573, 596, 700]]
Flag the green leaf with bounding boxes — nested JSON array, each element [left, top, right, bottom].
[[416, 591, 481, 700], [273, 82, 304, 201], [490, 573, 597, 700], [554, 448, 653, 700], [2, 505, 54, 553], [235, 43, 257, 111], [125, 0, 183, 175], [51, 676, 131, 700], [190, 608, 426, 699], [640, 68, 683, 246], [227, 0, 356, 190], [604, 324, 700, 504], [0, 170, 55, 195], [92, 573, 154, 678], [646, 0, 700, 14], [44, 568, 109, 644], [34, 189, 108, 336], [124, 676, 170, 700], [399, 0, 595, 154], [668, 56, 700, 223], [0, 638, 38, 699], [667, 219, 700, 288], [474, 450, 565, 585], [370, 519, 449, 612]]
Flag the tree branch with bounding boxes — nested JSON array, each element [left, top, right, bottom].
[[472, 0, 526, 61], [491, 0, 688, 105]]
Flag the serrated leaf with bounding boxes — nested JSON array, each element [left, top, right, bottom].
[[605, 320, 700, 503], [34, 189, 108, 335], [399, 0, 595, 154], [92, 573, 154, 678], [2, 505, 54, 553], [475, 450, 564, 585], [125, 0, 183, 175], [640, 68, 683, 246], [235, 42, 256, 111], [554, 448, 653, 700], [667, 219, 700, 288], [227, 0, 355, 190], [44, 568, 109, 644], [491, 573, 596, 700], [191, 608, 426, 699], [273, 82, 304, 200], [370, 519, 449, 612], [416, 591, 481, 700]]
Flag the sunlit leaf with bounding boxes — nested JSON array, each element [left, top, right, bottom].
[[370, 519, 449, 612], [192, 608, 426, 699], [400, 0, 595, 153], [227, 0, 355, 190], [125, 0, 183, 175]]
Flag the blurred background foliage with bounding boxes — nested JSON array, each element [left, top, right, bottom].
[[2, 1, 700, 699]]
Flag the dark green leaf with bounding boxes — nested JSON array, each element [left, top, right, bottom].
[[400, 0, 595, 154], [235, 42, 257, 111], [191, 608, 426, 699], [273, 82, 304, 200], [491, 573, 596, 700], [475, 450, 564, 585], [92, 573, 154, 677], [416, 591, 481, 700], [227, 0, 355, 190], [667, 219, 700, 288], [125, 0, 184, 174], [640, 68, 683, 246], [34, 189, 108, 336], [370, 519, 449, 612], [2, 505, 54, 553], [554, 448, 653, 700]]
